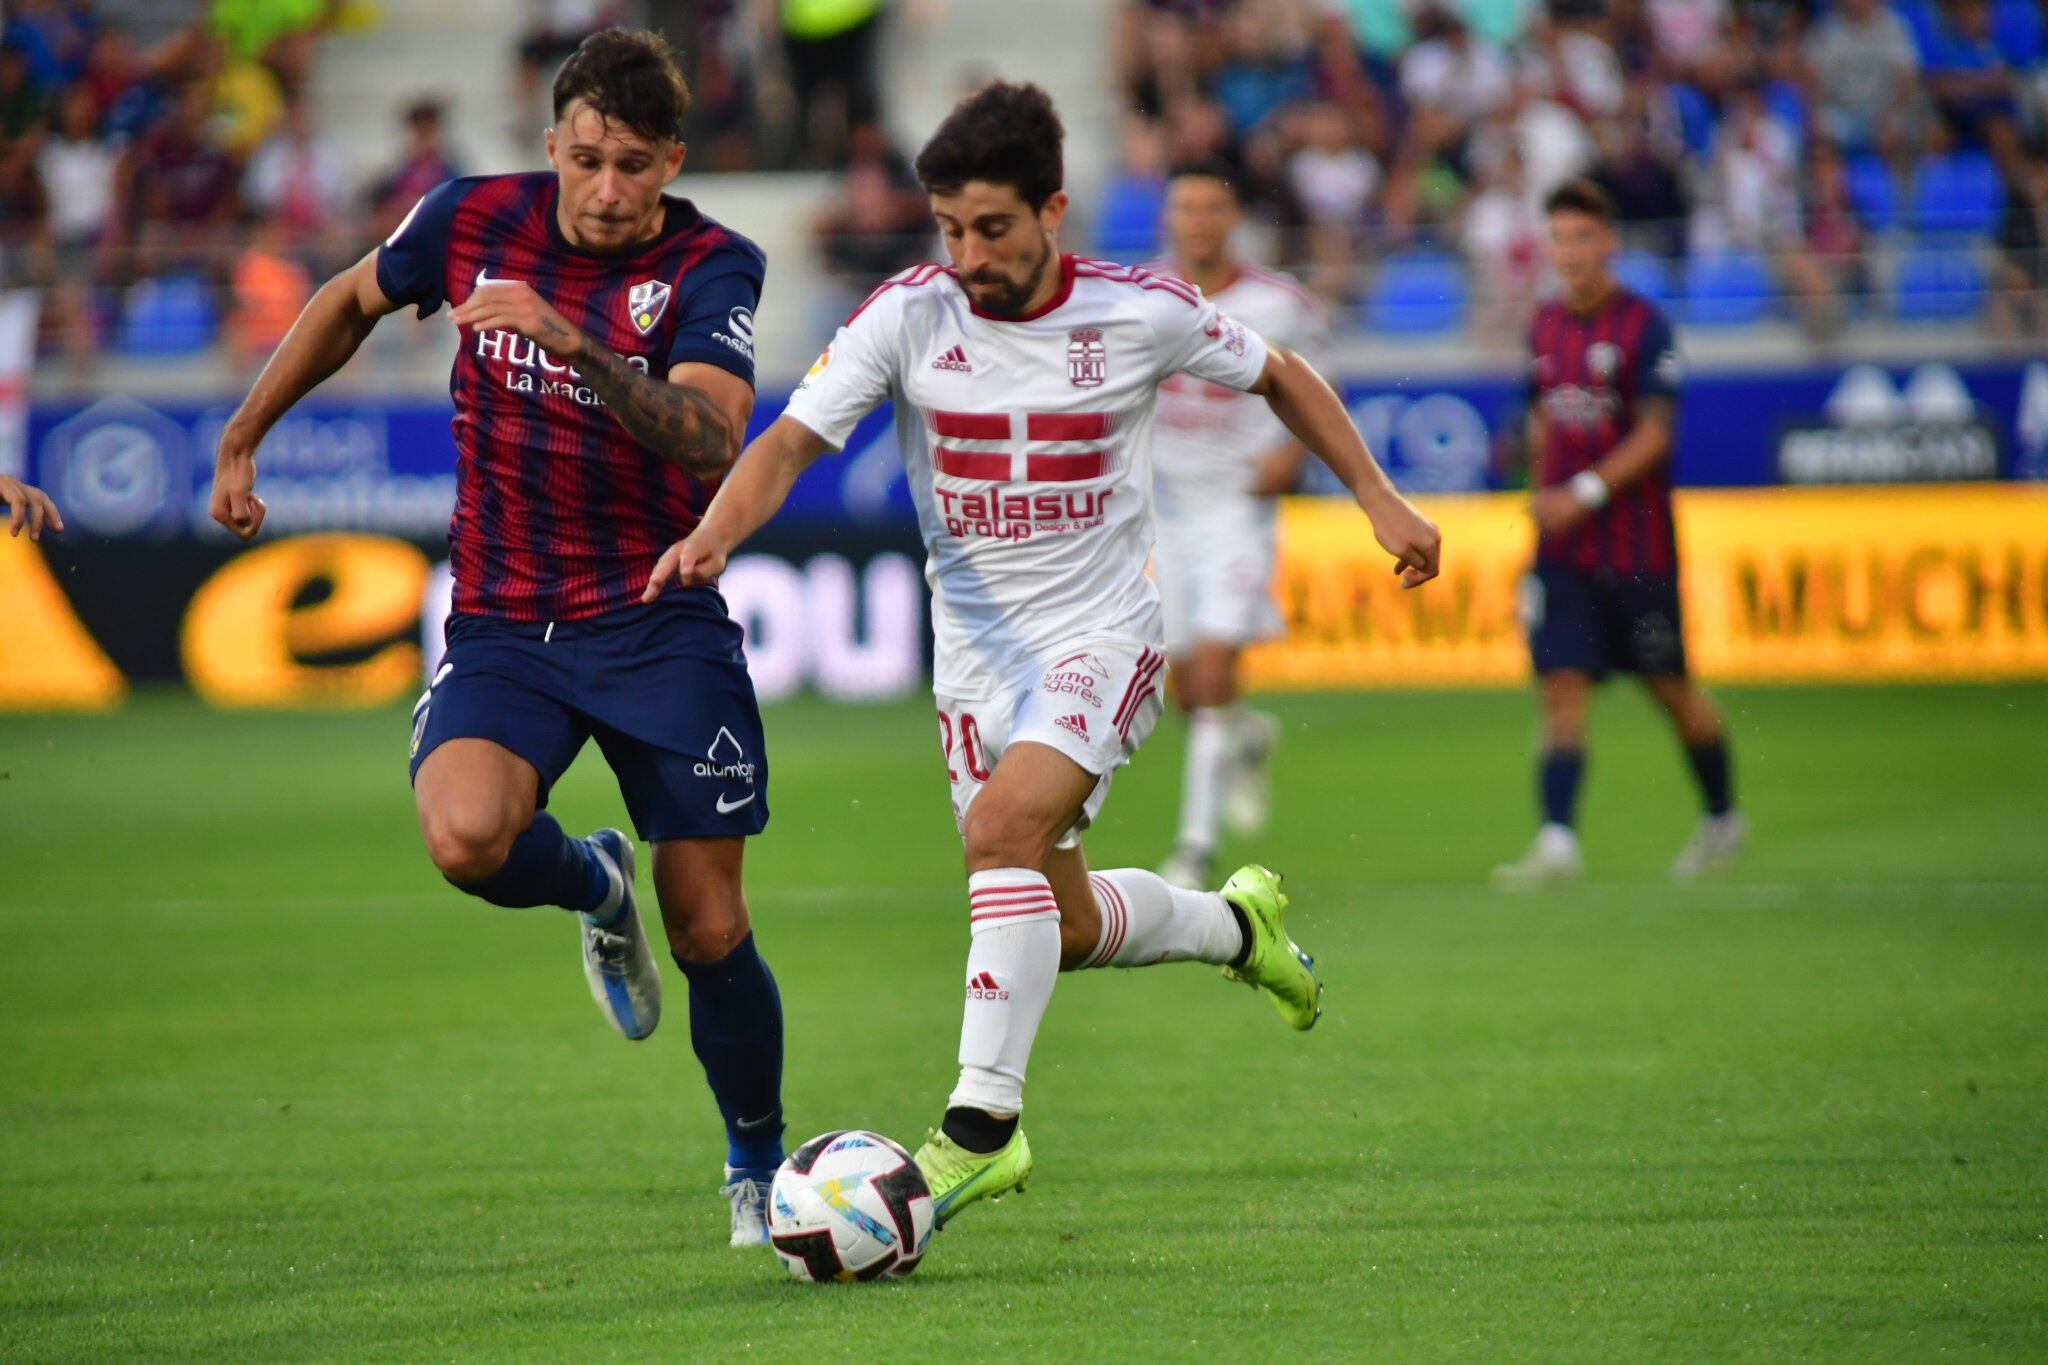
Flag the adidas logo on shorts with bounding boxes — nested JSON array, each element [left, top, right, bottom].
[[966, 970, 1008, 1000], [930, 344, 972, 372], [1055, 713, 1090, 741]]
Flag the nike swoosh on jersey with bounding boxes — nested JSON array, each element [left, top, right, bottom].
[[475, 267, 517, 287], [715, 792, 756, 814]]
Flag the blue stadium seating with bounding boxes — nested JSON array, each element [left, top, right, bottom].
[[1891, 248, 1988, 322], [113, 276, 217, 357], [1667, 81, 1717, 158], [1893, 0, 1944, 60], [1364, 254, 1468, 334], [1612, 251, 1675, 305], [1680, 251, 1776, 326], [1093, 174, 1165, 262], [1910, 151, 2003, 237], [1994, 0, 2045, 64], [1846, 153, 1899, 234]]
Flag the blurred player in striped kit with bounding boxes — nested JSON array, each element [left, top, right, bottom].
[[1494, 180, 1747, 887], [1147, 164, 1328, 889]]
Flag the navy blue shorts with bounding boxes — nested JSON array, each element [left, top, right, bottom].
[[409, 590, 769, 842], [1525, 563, 1688, 680]]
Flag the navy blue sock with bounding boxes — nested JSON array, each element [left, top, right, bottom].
[[674, 933, 785, 1171], [1686, 738, 1735, 816], [1539, 748, 1585, 828], [449, 811, 606, 913]]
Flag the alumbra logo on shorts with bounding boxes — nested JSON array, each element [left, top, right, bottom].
[[695, 726, 757, 782]]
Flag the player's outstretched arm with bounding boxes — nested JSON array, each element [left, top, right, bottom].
[[446, 280, 747, 477], [641, 415, 834, 600], [212, 251, 405, 540], [0, 475, 63, 541], [1249, 345, 1442, 588]]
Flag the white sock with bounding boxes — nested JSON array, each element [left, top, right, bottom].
[[1080, 867, 1244, 969], [1174, 708, 1235, 856], [947, 868, 1062, 1116]]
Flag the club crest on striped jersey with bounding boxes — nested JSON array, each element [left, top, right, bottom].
[[1067, 328, 1106, 388], [627, 279, 672, 335]]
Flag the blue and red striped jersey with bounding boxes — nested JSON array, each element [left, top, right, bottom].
[[376, 172, 765, 621], [1526, 287, 1683, 577]]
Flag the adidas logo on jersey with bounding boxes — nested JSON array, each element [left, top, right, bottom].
[[966, 970, 1008, 1001], [1055, 713, 1090, 742], [930, 345, 972, 372]]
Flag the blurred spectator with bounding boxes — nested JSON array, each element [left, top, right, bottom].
[[2, 0, 96, 92], [778, 0, 889, 168], [246, 100, 349, 259], [1644, 0, 1733, 86], [515, 2, 632, 135], [1590, 91, 1690, 258], [1782, 141, 1866, 342], [369, 99, 465, 240], [224, 212, 313, 363], [812, 123, 932, 287], [1210, 1, 1317, 143], [1693, 81, 1801, 253], [1460, 145, 1545, 339], [1287, 100, 1380, 295], [35, 83, 118, 365], [1990, 159, 2047, 339], [123, 79, 241, 280], [1802, 0, 1925, 163]]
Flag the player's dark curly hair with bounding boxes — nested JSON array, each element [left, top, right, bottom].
[[1167, 160, 1244, 201], [1543, 178, 1616, 224], [914, 80, 1064, 209], [552, 28, 691, 143]]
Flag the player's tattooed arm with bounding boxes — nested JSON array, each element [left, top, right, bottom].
[[572, 343, 739, 476]]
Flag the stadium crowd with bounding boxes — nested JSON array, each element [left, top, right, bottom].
[[1103, 0, 2048, 339]]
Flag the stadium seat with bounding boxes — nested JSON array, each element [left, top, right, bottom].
[[1680, 251, 1776, 327], [1994, 0, 2046, 65], [113, 276, 218, 357], [1364, 254, 1468, 334], [1093, 174, 1166, 263], [1893, 0, 1944, 61], [1910, 151, 2003, 237], [1612, 251, 1674, 304], [1890, 247, 1988, 322], [1666, 82, 1717, 158], [1764, 81, 1808, 144], [1846, 153, 1898, 234]]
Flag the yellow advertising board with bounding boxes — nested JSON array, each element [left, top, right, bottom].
[[1246, 485, 2048, 688]]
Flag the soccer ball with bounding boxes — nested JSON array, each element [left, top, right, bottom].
[[768, 1130, 934, 1282]]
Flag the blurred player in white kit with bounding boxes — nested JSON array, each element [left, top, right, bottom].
[[642, 81, 1439, 1230], [1148, 163, 1329, 890]]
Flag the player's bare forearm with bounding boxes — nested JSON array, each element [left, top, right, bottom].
[[642, 416, 834, 600], [1252, 345, 1441, 585], [574, 341, 735, 477], [1590, 398, 1675, 495]]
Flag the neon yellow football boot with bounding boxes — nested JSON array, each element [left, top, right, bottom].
[[913, 1127, 1032, 1229], [1220, 864, 1323, 1030]]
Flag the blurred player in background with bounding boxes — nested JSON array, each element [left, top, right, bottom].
[[207, 30, 791, 1246], [1, 475, 62, 540], [1147, 163, 1326, 890], [645, 81, 1440, 1229], [1493, 180, 1746, 888]]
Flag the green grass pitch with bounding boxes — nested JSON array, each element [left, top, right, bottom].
[[3, 683, 2046, 1360]]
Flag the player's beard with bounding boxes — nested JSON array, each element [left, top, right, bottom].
[[964, 237, 1055, 318]]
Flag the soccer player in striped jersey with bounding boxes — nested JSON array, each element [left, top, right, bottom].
[[1493, 179, 1746, 887], [1147, 164, 1328, 890], [644, 82, 1441, 1228], [207, 31, 790, 1245]]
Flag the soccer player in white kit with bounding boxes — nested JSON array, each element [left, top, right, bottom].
[[643, 82, 1439, 1228], [1149, 164, 1329, 891]]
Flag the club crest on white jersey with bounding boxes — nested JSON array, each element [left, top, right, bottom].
[[1067, 327, 1106, 388]]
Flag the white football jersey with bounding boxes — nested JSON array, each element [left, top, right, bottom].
[[782, 256, 1270, 699], [1151, 260, 1327, 517]]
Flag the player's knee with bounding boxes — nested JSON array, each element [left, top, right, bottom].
[[961, 797, 1054, 872], [659, 884, 751, 963], [421, 805, 518, 884]]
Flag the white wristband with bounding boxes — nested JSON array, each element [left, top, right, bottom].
[[1568, 470, 1610, 510]]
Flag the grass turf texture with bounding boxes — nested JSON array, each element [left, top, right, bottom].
[[2, 684, 2045, 1361]]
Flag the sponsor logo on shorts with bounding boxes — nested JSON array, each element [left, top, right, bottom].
[[1055, 713, 1090, 742], [966, 970, 1009, 1001], [695, 725, 758, 783], [1040, 652, 1107, 708]]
